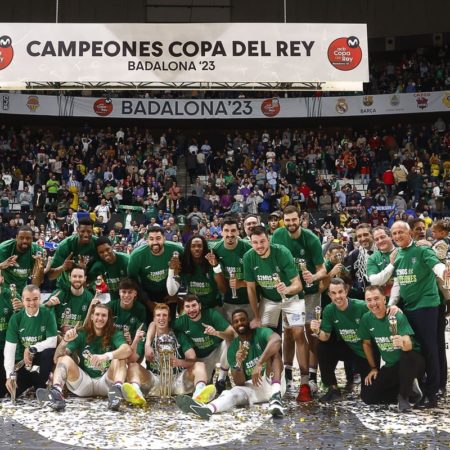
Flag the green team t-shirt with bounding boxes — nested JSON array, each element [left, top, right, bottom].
[[214, 239, 252, 305], [367, 249, 395, 297], [243, 244, 299, 302], [227, 327, 272, 381], [181, 265, 221, 309], [51, 235, 98, 291], [173, 308, 230, 358], [66, 329, 126, 378], [6, 306, 58, 360], [109, 299, 147, 357], [0, 285, 15, 348], [358, 311, 421, 367], [320, 298, 368, 359], [88, 252, 130, 301], [393, 243, 441, 311], [127, 241, 183, 297], [271, 227, 324, 294], [146, 330, 193, 374], [48, 288, 93, 330], [0, 240, 42, 294]]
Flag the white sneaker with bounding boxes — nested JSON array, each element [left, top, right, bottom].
[[309, 380, 318, 395]]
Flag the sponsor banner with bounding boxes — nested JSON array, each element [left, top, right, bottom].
[[0, 23, 368, 85], [0, 91, 449, 119]]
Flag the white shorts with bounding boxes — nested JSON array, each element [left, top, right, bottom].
[[222, 303, 254, 323], [260, 296, 305, 329], [217, 370, 286, 407], [198, 340, 229, 380], [304, 292, 322, 323], [144, 369, 194, 396], [67, 369, 113, 397]]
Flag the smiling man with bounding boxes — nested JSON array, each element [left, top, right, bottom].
[[388, 220, 446, 408], [121, 302, 215, 407], [37, 303, 131, 412], [176, 309, 286, 419], [4, 285, 57, 399], [310, 278, 373, 403], [49, 218, 98, 291], [358, 285, 424, 412], [0, 225, 45, 295], [128, 225, 183, 319]]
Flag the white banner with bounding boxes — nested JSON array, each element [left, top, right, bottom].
[[0, 91, 448, 119], [0, 23, 368, 86]]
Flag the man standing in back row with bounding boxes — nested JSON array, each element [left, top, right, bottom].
[[272, 206, 326, 401]]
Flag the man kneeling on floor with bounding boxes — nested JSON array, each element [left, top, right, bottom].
[[358, 285, 425, 412], [121, 303, 216, 406], [36, 303, 131, 411], [176, 309, 285, 419]]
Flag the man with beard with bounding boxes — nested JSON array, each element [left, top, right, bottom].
[[128, 225, 183, 319], [0, 225, 45, 295], [167, 235, 227, 310], [173, 295, 235, 384], [4, 285, 57, 400], [271, 206, 326, 401], [36, 303, 131, 412], [388, 220, 446, 408], [344, 224, 376, 299], [89, 236, 130, 302], [176, 309, 286, 419], [49, 218, 98, 291], [121, 303, 216, 407], [212, 217, 253, 322], [44, 266, 93, 333], [367, 226, 399, 300]]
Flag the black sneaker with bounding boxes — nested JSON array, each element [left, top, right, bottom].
[[319, 387, 342, 403], [414, 393, 438, 409], [176, 395, 213, 420], [215, 379, 227, 396], [36, 387, 66, 411], [397, 394, 412, 413], [108, 384, 123, 411], [268, 392, 284, 418]]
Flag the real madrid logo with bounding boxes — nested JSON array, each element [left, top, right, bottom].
[[443, 92, 450, 108], [362, 96, 373, 107], [336, 98, 348, 114], [390, 95, 400, 106]]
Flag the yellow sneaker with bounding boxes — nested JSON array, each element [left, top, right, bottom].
[[194, 384, 216, 404], [121, 382, 147, 407]]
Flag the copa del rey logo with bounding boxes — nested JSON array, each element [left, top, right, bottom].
[[0, 36, 14, 70], [261, 98, 281, 117], [327, 36, 362, 71]]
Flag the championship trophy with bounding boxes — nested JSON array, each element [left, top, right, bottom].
[[388, 315, 400, 349], [229, 268, 238, 299], [156, 334, 177, 403], [236, 341, 250, 369], [9, 370, 17, 404], [26, 347, 40, 373], [312, 305, 322, 337], [9, 284, 17, 303], [298, 259, 313, 288], [334, 253, 343, 277], [272, 273, 288, 302]]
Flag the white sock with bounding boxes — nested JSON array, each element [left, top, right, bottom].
[[271, 382, 281, 396], [132, 382, 141, 391], [301, 374, 309, 385], [193, 382, 206, 397]]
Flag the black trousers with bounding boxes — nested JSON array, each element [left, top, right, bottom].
[[437, 303, 447, 391], [361, 351, 425, 404], [15, 348, 55, 397], [318, 338, 372, 394], [0, 352, 7, 398], [405, 306, 440, 396]]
